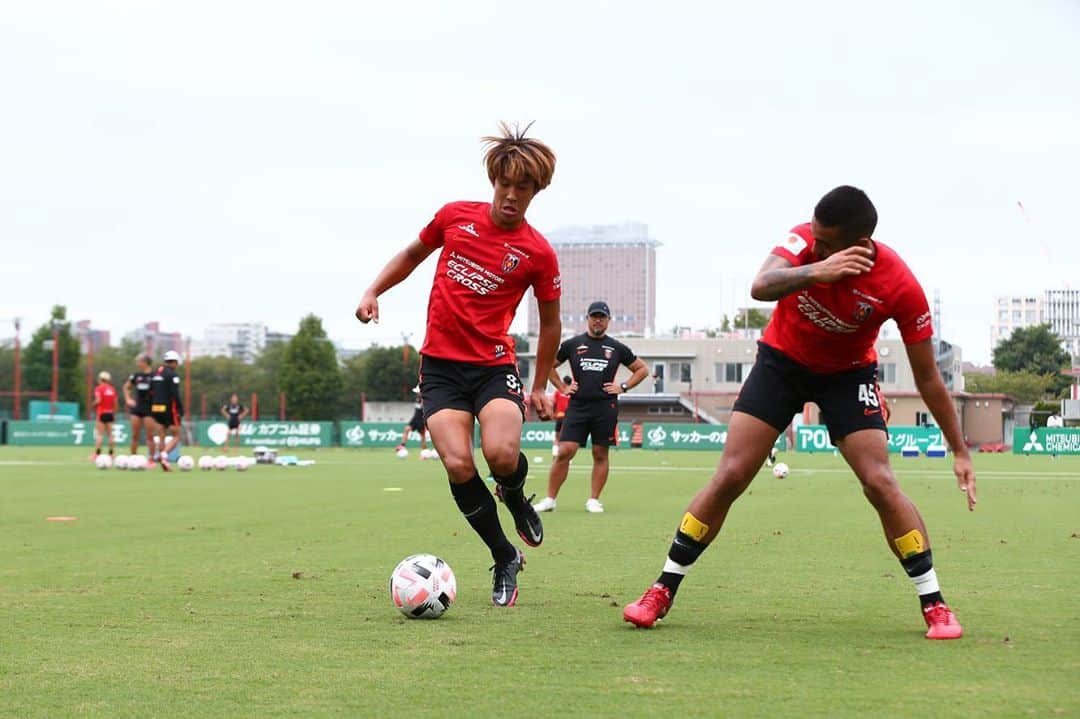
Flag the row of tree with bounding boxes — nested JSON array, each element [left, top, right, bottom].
[[963, 325, 1074, 403], [0, 307, 425, 421]]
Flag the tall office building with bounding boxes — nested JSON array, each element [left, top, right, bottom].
[[194, 322, 268, 364], [1044, 289, 1080, 356], [526, 222, 660, 336]]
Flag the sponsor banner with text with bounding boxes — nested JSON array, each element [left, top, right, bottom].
[[1012, 427, 1080, 455], [796, 425, 944, 453], [195, 421, 334, 448], [8, 420, 132, 446], [339, 422, 425, 448]]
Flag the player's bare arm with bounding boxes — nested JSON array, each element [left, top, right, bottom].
[[907, 339, 977, 511], [751, 246, 875, 302], [123, 379, 135, 408], [547, 366, 571, 394], [532, 299, 562, 420], [604, 358, 650, 394], [355, 238, 437, 323]]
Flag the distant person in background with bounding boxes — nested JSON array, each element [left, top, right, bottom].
[[220, 393, 249, 452], [550, 375, 573, 457], [396, 386, 430, 456], [149, 350, 185, 471], [534, 301, 649, 514], [1046, 412, 1063, 428], [124, 354, 155, 462], [91, 371, 118, 460]]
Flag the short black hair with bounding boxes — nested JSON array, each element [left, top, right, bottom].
[[562, 375, 572, 385], [814, 185, 877, 241]]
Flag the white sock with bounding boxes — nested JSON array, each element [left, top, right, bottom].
[[910, 568, 940, 596], [662, 558, 689, 576]]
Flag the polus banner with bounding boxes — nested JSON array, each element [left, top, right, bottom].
[[195, 421, 334, 448]]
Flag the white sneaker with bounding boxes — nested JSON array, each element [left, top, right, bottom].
[[585, 498, 604, 513], [533, 496, 557, 512]]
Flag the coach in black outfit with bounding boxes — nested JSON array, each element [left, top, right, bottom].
[[533, 301, 649, 514]]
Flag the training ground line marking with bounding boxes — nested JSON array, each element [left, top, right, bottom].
[[46, 516, 77, 522], [567, 465, 1080, 479]]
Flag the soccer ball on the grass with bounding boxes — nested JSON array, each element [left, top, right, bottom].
[[772, 462, 790, 479], [214, 456, 229, 471], [395, 447, 409, 459], [177, 456, 194, 471], [198, 455, 214, 470], [389, 554, 457, 619], [129, 455, 147, 471], [235, 457, 249, 471], [113, 455, 129, 470], [95, 454, 112, 469]]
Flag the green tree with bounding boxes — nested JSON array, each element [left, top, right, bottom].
[[963, 370, 1058, 404], [719, 315, 731, 333], [279, 315, 343, 420], [189, 356, 258, 420], [338, 351, 369, 418], [22, 306, 83, 408], [248, 340, 288, 419], [735, 308, 770, 329], [361, 345, 420, 401], [992, 325, 1071, 397], [77, 339, 144, 417]]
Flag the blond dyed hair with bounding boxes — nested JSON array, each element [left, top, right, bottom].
[[481, 121, 556, 192]]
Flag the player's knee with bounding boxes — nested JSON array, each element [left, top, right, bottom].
[[860, 469, 902, 507], [440, 452, 476, 481], [707, 467, 754, 501], [555, 445, 576, 462], [591, 447, 609, 464], [482, 446, 519, 476]]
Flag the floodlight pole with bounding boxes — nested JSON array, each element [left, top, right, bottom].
[[50, 324, 59, 417], [13, 318, 21, 420]]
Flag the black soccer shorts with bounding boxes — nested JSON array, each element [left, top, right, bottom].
[[558, 398, 619, 448], [419, 355, 526, 421], [733, 342, 887, 444]]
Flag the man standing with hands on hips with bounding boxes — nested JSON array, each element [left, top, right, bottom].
[[534, 301, 649, 514]]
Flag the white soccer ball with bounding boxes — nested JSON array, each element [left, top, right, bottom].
[[214, 456, 229, 471], [772, 462, 790, 479], [198, 455, 214, 471], [235, 457, 249, 471], [114, 455, 129, 470], [396, 447, 409, 459], [95, 454, 112, 470], [178, 456, 194, 471], [389, 554, 457, 619], [129, 455, 146, 471]]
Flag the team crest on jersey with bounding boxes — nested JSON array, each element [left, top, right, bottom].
[[501, 253, 520, 273], [854, 301, 874, 322], [604, 348, 612, 359]]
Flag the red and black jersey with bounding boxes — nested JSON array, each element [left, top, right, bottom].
[[149, 364, 184, 418], [418, 201, 560, 366], [761, 223, 933, 372]]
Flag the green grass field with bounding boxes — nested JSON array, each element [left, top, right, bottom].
[[2, 446, 1078, 717]]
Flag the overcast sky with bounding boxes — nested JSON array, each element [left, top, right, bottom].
[[2, 1, 1078, 364]]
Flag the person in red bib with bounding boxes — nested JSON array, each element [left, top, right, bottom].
[[355, 122, 562, 608], [91, 371, 118, 460], [624, 186, 976, 640], [549, 375, 573, 457]]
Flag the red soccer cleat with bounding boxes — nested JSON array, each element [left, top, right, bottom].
[[623, 583, 673, 628], [923, 601, 963, 640], [159, 457, 171, 472]]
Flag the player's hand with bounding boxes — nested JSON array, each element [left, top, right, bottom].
[[813, 245, 874, 283], [953, 454, 977, 511], [126, 399, 135, 408], [564, 380, 578, 395], [355, 291, 379, 324], [531, 388, 553, 421], [603, 381, 621, 395]]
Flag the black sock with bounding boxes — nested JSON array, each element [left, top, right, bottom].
[[95, 449, 101, 456], [900, 549, 944, 608], [492, 453, 529, 504], [656, 531, 709, 598], [450, 474, 516, 564]]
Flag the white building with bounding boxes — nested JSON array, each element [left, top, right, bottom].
[[192, 322, 268, 364], [990, 294, 1043, 349], [1044, 289, 1080, 357]]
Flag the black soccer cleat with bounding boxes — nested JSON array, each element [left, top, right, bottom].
[[494, 485, 544, 547], [490, 547, 525, 607]]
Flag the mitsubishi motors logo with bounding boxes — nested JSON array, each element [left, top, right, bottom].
[[1023, 431, 1044, 452]]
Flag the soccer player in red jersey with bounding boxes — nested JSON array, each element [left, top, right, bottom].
[[355, 123, 561, 607], [549, 375, 573, 457], [91, 371, 119, 460], [624, 186, 976, 639]]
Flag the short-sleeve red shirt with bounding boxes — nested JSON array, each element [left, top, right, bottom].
[[418, 201, 561, 366], [761, 223, 933, 373], [94, 384, 118, 417], [553, 390, 571, 419]]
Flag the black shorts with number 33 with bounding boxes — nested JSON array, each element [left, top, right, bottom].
[[733, 342, 887, 444], [419, 354, 526, 421]]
